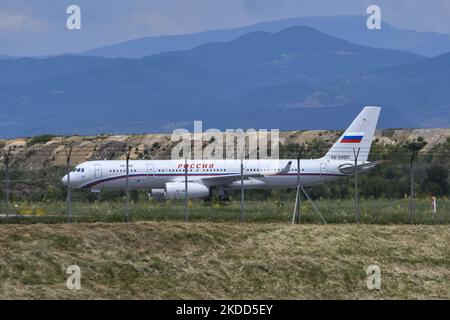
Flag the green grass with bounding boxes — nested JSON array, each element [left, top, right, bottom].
[[0, 222, 448, 299], [1, 198, 449, 225]]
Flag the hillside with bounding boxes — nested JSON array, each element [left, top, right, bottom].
[[222, 53, 450, 129], [82, 15, 450, 58], [273, 53, 450, 128], [0, 26, 430, 138], [0, 128, 449, 171], [0, 222, 448, 299], [0, 55, 16, 60]]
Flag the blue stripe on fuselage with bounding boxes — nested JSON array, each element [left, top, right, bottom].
[[80, 172, 345, 189]]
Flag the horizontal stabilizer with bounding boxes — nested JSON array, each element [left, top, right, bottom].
[[338, 160, 387, 175]]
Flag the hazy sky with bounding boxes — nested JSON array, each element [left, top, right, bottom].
[[1, 0, 450, 56]]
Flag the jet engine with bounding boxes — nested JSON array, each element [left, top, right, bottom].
[[150, 182, 209, 200]]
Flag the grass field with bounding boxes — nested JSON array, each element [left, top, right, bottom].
[[1, 198, 449, 224], [0, 222, 448, 299]]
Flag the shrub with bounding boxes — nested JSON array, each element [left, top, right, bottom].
[[27, 135, 56, 146]]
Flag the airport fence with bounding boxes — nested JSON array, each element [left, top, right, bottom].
[[0, 138, 449, 225], [0, 190, 448, 225]]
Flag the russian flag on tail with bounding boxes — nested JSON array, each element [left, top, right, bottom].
[[341, 132, 364, 143]]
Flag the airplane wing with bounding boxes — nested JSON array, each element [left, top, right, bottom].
[[199, 161, 292, 186], [171, 161, 292, 187], [200, 173, 264, 187]]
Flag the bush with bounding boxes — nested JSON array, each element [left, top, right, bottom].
[[27, 135, 56, 146]]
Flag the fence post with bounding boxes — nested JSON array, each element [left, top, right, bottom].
[[63, 141, 73, 223], [240, 156, 244, 223], [125, 145, 132, 222], [184, 151, 188, 222], [293, 153, 301, 224], [3, 147, 12, 221], [409, 151, 415, 224], [353, 147, 360, 223]]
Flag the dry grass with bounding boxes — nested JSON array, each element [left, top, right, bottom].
[[0, 222, 448, 299]]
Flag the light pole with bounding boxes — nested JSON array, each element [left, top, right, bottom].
[[353, 147, 360, 223], [405, 138, 427, 224]]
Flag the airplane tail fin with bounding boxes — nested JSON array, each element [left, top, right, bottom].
[[323, 106, 381, 162]]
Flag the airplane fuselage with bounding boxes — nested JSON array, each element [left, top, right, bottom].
[[64, 158, 360, 190]]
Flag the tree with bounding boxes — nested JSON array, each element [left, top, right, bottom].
[[422, 166, 449, 196]]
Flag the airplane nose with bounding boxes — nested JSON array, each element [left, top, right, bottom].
[[62, 175, 68, 186]]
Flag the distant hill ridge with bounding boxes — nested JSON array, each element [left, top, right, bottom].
[[81, 15, 450, 58], [0, 25, 449, 138]]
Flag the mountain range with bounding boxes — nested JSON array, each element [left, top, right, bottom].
[[0, 18, 449, 138], [82, 15, 450, 58], [0, 55, 17, 60]]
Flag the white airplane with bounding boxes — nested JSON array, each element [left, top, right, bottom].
[[62, 106, 381, 199]]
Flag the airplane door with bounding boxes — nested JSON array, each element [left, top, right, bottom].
[[320, 163, 327, 175], [95, 164, 102, 179], [147, 164, 154, 177]]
